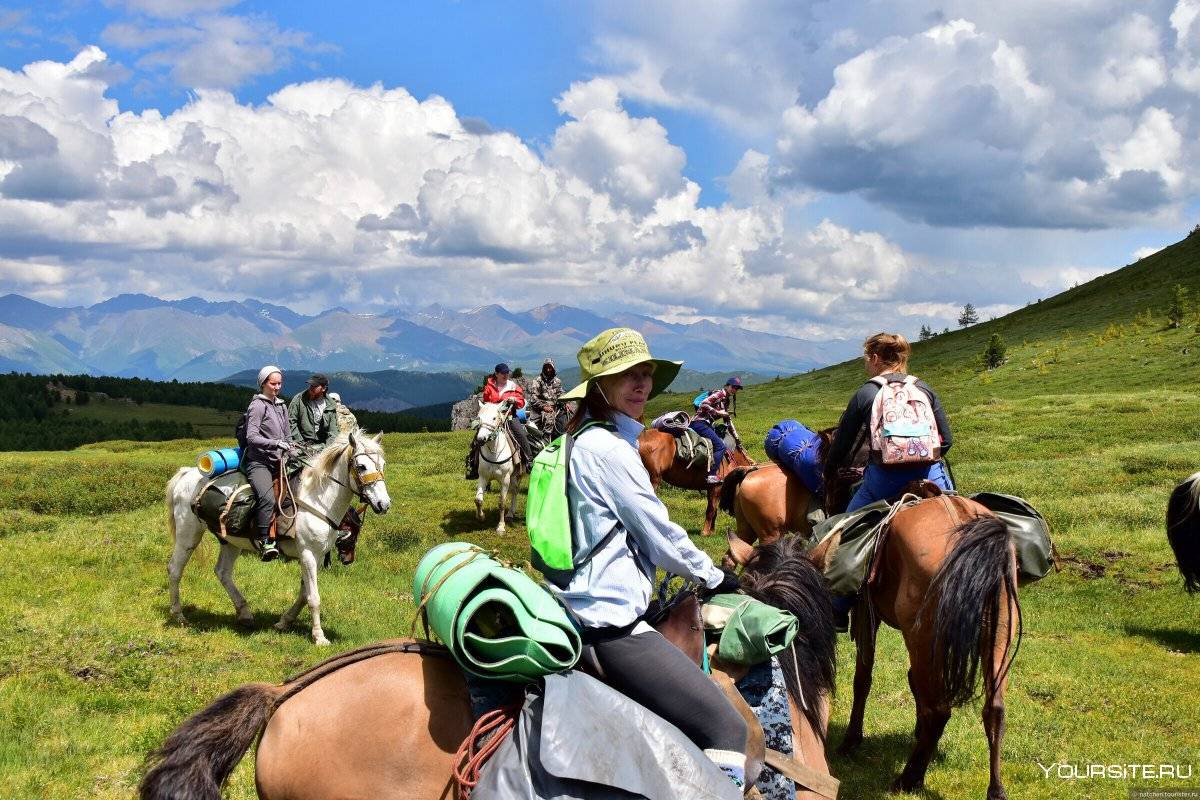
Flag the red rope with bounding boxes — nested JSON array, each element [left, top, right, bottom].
[[453, 704, 521, 799]]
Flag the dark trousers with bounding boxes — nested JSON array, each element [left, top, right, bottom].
[[243, 460, 277, 534], [591, 630, 747, 754], [689, 420, 727, 477]]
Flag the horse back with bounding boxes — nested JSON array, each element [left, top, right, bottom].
[[257, 650, 470, 800]]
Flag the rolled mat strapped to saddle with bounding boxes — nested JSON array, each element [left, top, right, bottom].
[[412, 543, 582, 682], [814, 491, 1058, 596], [701, 593, 799, 666]]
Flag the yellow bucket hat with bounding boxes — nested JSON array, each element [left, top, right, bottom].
[[561, 327, 682, 401]]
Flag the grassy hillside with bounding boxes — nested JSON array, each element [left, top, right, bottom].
[[0, 236, 1198, 798]]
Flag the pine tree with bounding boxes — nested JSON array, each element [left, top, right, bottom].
[[1167, 284, 1189, 329], [919, 324, 933, 341], [982, 333, 1007, 369], [958, 303, 979, 327]]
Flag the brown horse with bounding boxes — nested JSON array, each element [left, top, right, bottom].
[[718, 427, 865, 557], [734, 494, 1021, 799], [640, 425, 754, 537], [1167, 472, 1200, 593], [139, 539, 838, 800]]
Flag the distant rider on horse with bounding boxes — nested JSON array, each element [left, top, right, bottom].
[[466, 363, 533, 479], [690, 377, 743, 484], [243, 365, 299, 562], [530, 357, 566, 435], [558, 328, 749, 789], [288, 372, 339, 453]]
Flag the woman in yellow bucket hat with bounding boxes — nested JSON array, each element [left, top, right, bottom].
[[555, 327, 750, 789]]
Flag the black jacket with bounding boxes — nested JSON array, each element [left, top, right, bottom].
[[825, 373, 952, 469]]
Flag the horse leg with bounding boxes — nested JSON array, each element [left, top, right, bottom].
[[496, 472, 508, 534], [837, 601, 879, 755], [167, 512, 205, 625], [275, 579, 306, 634], [702, 486, 719, 536], [300, 549, 329, 645], [892, 642, 951, 793], [214, 541, 255, 625], [475, 476, 485, 521], [983, 556, 1018, 800], [505, 471, 517, 521]]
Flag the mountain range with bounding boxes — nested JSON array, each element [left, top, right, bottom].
[[0, 293, 856, 382]]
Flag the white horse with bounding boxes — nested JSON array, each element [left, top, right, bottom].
[[474, 400, 521, 534], [165, 431, 391, 645]]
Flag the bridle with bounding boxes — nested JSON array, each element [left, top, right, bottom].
[[292, 441, 387, 530], [477, 407, 519, 465]]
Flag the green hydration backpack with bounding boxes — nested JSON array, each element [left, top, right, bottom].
[[526, 419, 614, 589]]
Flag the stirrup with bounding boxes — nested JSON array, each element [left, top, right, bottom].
[[256, 538, 280, 562]]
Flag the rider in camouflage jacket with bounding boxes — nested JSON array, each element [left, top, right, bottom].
[[531, 358, 564, 434]]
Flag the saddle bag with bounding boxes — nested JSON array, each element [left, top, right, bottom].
[[701, 593, 799, 666], [192, 472, 256, 539]]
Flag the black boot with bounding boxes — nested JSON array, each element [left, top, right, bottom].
[[256, 526, 279, 562], [465, 443, 480, 480]]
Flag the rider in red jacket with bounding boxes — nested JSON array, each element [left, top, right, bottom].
[[466, 363, 532, 478]]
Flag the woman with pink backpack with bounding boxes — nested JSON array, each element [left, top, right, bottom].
[[825, 332, 954, 514]]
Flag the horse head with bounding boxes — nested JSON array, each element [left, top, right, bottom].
[[348, 430, 391, 514], [475, 402, 505, 444]]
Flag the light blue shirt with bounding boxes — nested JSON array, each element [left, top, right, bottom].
[[557, 412, 724, 629]]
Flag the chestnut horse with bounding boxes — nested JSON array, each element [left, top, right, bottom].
[[640, 424, 753, 537], [718, 427, 866, 556], [139, 539, 838, 800], [766, 493, 1021, 799], [1167, 472, 1200, 593]]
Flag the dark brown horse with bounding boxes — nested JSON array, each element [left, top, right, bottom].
[[640, 425, 754, 537], [139, 540, 838, 800], [1167, 472, 1200, 593], [735, 494, 1021, 799]]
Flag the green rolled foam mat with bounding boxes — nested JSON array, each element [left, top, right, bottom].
[[412, 542, 581, 682]]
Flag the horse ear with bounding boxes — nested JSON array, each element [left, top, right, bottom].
[[372, 432, 382, 443], [725, 531, 754, 566], [349, 431, 357, 449], [478, 399, 484, 409]]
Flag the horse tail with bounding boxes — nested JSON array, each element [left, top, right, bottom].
[[164, 467, 189, 545], [922, 515, 1021, 708], [1167, 472, 1200, 593], [139, 682, 282, 800], [719, 467, 752, 516]]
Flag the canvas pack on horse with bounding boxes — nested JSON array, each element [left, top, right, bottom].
[[641, 419, 754, 537], [1167, 472, 1200, 593], [139, 538, 839, 800], [165, 431, 391, 646], [474, 400, 522, 534], [719, 426, 867, 559], [748, 490, 1022, 799]]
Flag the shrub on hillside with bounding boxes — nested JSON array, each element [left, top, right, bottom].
[[981, 333, 1007, 370], [1167, 284, 1189, 329]]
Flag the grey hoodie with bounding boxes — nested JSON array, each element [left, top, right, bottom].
[[243, 394, 291, 467]]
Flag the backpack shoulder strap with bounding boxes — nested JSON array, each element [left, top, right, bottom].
[[869, 375, 889, 388], [563, 419, 619, 572]]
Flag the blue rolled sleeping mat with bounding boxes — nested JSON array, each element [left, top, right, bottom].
[[198, 447, 242, 478], [764, 420, 823, 494]]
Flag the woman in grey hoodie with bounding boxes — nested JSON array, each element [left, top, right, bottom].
[[242, 365, 296, 561]]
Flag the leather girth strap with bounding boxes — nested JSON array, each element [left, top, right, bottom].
[[763, 748, 840, 799]]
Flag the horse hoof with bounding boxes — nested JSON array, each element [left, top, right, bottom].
[[273, 620, 291, 632], [889, 775, 922, 794], [171, 612, 188, 626], [237, 614, 255, 628], [836, 737, 862, 757], [313, 634, 331, 646]]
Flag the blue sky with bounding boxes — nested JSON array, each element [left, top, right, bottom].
[[0, 1, 1195, 339]]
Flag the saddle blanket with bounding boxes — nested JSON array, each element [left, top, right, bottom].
[[815, 491, 1057, 596], [474, 670, 741, 800], [764, 420, 823, 494]]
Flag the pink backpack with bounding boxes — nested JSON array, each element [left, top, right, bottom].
[[868, 375, 941, 467]]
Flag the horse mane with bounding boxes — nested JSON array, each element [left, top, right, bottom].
[[738, 534, 836, 743], [300, 428, 382, 494]]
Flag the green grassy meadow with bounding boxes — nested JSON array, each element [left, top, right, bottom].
[[3, 237, 1200, 799]]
